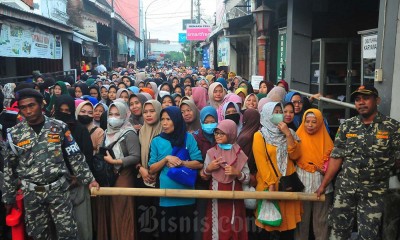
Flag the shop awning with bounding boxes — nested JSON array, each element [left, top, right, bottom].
[[0, 3, 72, 33], [227, 14, 253, 31], [72, 32, 98, 44]]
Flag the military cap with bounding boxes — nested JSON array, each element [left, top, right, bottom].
[[351, 85, 379, 98], [15, 88, 44, 101]]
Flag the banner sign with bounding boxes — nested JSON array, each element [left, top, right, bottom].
[[186, 24, 211, 41], [179, 33, 187, 43], [251, 75, 264, 90], [362, 34, 377, 59], [217, 36, 229, 67], [202, 45, 210, 68], [0, 21, 62, 59], [277, 28, 287, 81]]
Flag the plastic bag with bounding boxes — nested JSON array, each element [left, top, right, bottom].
[[256, 190, 282, 227]]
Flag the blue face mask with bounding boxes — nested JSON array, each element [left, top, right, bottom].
[[218, 143, 233, 150], [201, 122, 218, 135]]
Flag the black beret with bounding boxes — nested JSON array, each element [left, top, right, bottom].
[[15, 89, 43, 101]]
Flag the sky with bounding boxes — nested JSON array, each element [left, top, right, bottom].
[[143, 0, 216, 42]]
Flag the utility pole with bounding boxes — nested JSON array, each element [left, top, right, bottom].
[[111, 0, 115, 68], [196, 0, 201, 24], [189, 0, 193, 66]]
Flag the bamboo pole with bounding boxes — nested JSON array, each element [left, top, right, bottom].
[[91, 187, 325, 202]]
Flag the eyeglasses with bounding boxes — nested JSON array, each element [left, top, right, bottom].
[[214, 131, 226, 137], [291, 100, 303, 105]]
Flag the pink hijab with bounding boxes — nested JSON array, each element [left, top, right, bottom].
[[206, 119, 248, 183], [191, 87, 208, 110]]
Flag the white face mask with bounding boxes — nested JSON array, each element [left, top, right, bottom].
[[108, 117, 124, 128]]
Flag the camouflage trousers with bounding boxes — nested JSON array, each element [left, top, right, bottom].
[[329, 187, 384, 240], [22, 180, 77, 240]]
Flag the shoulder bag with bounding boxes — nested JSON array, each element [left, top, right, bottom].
[[92, 130, 134, 187], [264, 138, 304, 192]]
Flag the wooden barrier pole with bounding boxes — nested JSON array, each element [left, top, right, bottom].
[[91, 187, 325, 202]]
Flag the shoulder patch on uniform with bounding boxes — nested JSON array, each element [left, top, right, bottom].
[[346, 133, 358, 138], [17, 139, 31, 147]]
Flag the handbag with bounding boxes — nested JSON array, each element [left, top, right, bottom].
[[166, 135, 198, 187], [256, 190, 282, 226], [264, 139, 305, 192], [92, 130, 133, 187]]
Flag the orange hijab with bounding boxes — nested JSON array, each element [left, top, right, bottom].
[[296, 109, 333, 172]]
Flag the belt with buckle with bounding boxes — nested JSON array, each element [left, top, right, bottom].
[[22, 176, 66, 192]]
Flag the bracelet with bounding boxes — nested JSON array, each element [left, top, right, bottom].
[[238, 172, 245, 181], [203, 168, 211, 176]]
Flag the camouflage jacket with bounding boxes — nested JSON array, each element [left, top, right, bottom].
[[331, 112, 400, 190], [2, 116, 95, 204]]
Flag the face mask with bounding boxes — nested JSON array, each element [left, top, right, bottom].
[[218, 143, 233, 150], [270, 113, 284, 125], [55, 112, 73, 124], [108, 117, 124, 128], [201, 122, 218, 135], [78, 115, 93, 125], [225, 113, 240, 125]]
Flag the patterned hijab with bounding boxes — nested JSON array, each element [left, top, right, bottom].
[[106, 101, 135, 141], [260, 102, 299, 176]]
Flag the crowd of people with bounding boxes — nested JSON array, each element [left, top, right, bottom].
[[0, 64, 399, 240]]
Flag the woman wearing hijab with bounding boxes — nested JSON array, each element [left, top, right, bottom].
[[128, 93, 148, 131], [193, 106, 218, 240], [146, 81, 159, 98], [221, 101, 243, 135], [2, 83, 16, 108], [161, 94, 176, 109], [256, 81, 274, 100], [242, 93, 259, 111], [180, 100, 201, 133], [107, 85, 118, 103], [174, 85, 185, 96], [139, 87, 155, 99], [100, 85, 110, 105], [54, 95, 94, 240], [191, 87, 208, 111], [74, 83, 89, 98], [104, 102, 140, 239], [294, 109, 334, 240], [46, 81, 68, 115], [136, 100, 162, 239], [264, 86, 284, 103], [208, 82, 226, 114], [219, 93, 243, 119], [148, 106, 203, 240], [89, 85, 101, 101], [238, 80, 254, 94], [235, 87, 248, 103], [93, 103, 108, 127], [202, 119, 250, 240], [116, 88, 130, 103], [76, 101, 105, 154], [283, 102, 297, 131], [284, 92, 312, 130], [181, 76, 195, 87], [252, 102, 302, 239]]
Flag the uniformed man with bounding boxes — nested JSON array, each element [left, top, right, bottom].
[[316, 86, 400, 240], [2, 89, 99, 239]]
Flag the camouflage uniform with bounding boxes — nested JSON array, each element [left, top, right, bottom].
[[2, 116, 95, 240], [329, 112, 400, 240]]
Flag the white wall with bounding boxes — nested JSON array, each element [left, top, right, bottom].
[[62, 36, 71, 71], [389, 3, 400, 121]]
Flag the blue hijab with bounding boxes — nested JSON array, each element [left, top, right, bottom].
[[200, 106, 218, 142], [284, 91, 303, 128], [159, 106, 187, 147], [216, 78, 228, 90]]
